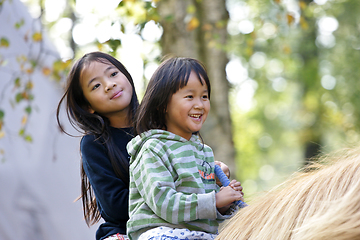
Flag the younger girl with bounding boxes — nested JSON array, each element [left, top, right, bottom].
[[56, 52, 138, 240], [127, 57, 243, 240]]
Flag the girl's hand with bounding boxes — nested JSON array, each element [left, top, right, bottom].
[[229, 179, 244, 196], [215, 186, 243, 210]]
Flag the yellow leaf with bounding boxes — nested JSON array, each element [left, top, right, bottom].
[[123, 2, 146, 24], [0, 131, 4, 139], [300, 16, 309, 30], [26, 81, 33, 90], [0, 148, 4, 154], [21, 115, 28, 126], [26, 68, 34, 74], [17, 55, 27, 62], [299, 1, 307, 10], [42, 67, 51, 76], [21, 91, 29, 100], [215, 20, 226, 29], [283, 45, 291, 54], [25, 135, 33, 142], [207, 40, 216, 48], [0, 59, 8, 66], [53, 60, 63, 71], [97, 42, 104, 51], [304, 94, 318, 111], [287, 14, 295, 25], [32, 32, 43, 42], [187, 5, 196, 14], [0, 38, 10, 48], [204, 31, 212, 40], [202, 23, 212, 31], [64, 59, 72, 68], [245, 48, 253, 57], [187, 17, 199, 31], [148, 14, 160, 22]]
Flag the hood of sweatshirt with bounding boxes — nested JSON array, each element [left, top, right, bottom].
[[126, 129, 202, 164]]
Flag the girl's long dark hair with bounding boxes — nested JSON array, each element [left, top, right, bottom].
[[56, 52, 139, 226], [135, 57, 211, 135]]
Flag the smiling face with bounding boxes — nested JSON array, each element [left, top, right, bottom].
[[165, 71, 210, 140], [79, 60, 133, 127]]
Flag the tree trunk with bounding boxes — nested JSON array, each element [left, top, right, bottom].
[[157, 0, 236, 176], [298, 0, 322, 164]]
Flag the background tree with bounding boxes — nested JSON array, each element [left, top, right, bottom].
[[15, 0, 360, 195], [227, 0, 360, 193], [157, 0, 236, 174]]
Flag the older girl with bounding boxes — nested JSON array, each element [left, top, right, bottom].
[[57, 52, 138, 240]]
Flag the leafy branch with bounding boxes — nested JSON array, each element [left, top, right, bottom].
[[0, 0, 71, 161]]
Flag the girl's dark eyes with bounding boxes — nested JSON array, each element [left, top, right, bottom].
[[185, 95, 209, 99], [110, 71, 118, 77], [92, 83, 100, 90]]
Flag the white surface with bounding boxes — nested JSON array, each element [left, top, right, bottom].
[[0, 0, 99, 239]]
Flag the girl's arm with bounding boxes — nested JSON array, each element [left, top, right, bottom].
[[131, 148, 218, 224], [81, 135, 129, 222]]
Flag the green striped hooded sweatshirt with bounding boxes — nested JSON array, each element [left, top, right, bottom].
[[126, 130, 233, 239]]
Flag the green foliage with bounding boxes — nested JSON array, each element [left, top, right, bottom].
[[13, 0, 360, 195], [14, 19, 25, 29], [103, 39, 122, 54], [0, 2, 72, 148], [228, 0, 360, 194]]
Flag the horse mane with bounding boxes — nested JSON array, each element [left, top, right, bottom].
[[216, 147, 360, 240]]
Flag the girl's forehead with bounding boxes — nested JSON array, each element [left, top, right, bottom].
[[80, 60, 112, 77], [177, 74, 207, 91], [185, 71, 207, 85], [83, 60, 112, 70]]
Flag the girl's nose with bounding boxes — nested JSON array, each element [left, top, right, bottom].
[[105, 82, 116, 92], [194, 99, 204, 109]]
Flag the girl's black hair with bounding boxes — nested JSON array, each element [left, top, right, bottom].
[[56, 51, 139, 226], [135, 57, 211, 135]]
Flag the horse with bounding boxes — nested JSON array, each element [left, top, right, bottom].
[[216, 147, 360, 240]]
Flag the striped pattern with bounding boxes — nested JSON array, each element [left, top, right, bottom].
[[126, 130, 227, 239]]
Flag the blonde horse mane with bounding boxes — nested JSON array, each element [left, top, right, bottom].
[[216, 147, 360, 240]]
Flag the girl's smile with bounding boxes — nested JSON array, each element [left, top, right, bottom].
[[111, 90, 123, 100], [189, 114, 202, 121]]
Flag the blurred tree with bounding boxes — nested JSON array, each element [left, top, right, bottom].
[[157, 0, 236, 174], [17, 0, 360, 193], [0, 0, 71, 151], [227, 0, 360, 193], [297, 0, 322, 160]]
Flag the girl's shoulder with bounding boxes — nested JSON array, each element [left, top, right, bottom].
[[127, 130, 182, 157], [80, 133, 103, 152], [127, 130, 166, 152], [81, 127, 134, 144], [81, 133, 98, 144]]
